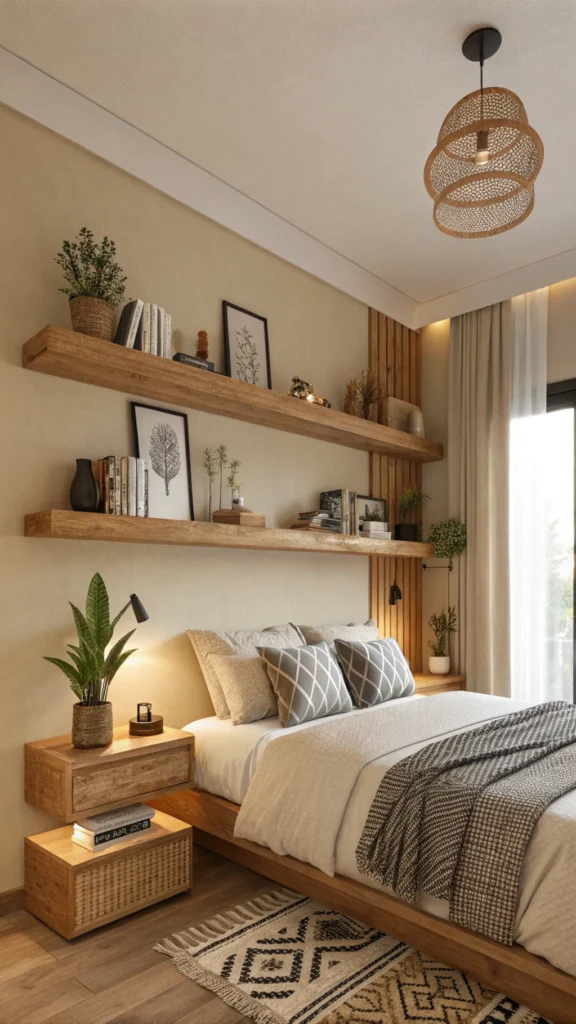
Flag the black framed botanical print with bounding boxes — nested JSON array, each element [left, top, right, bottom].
[[223, 301, 272, 389], [131, 402, 194, 520]]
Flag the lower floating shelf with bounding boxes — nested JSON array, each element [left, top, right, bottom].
[[24, 511, 433, 559]]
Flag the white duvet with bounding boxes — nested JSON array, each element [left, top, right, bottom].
[[224, 692, 576, 978]]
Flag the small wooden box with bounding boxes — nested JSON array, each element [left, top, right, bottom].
[[212, 509, 266, 528], [25, 727, 195, 822], [24, 811, 192, 938]]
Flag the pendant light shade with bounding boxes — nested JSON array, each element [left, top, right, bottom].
[[424, 29, 544, 238]]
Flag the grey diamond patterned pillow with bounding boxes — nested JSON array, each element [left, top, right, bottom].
[[257, 641, 353, 728], [334, 637, 415, 708]]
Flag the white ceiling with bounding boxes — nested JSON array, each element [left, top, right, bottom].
[[2, 0, 576, 326]]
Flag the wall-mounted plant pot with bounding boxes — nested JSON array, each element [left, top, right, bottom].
[[69, 296, 115, 341], [72, 702, 113, 749], [429, 656, 450, 675], [395, 523, 418, 542]]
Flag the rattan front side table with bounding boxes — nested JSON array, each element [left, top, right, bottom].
[[24, 726, 195, 938]]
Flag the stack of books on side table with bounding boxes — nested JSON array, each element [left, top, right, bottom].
[[72, 803, 155, 852]]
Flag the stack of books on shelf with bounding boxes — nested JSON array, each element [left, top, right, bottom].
[[93, 456, 149, 517], [290, 510, 342, 532], [114, 299, 172, 358], [72, 803, 155, 853]]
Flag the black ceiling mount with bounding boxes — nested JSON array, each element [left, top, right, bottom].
[[462, 26, 502, 64]]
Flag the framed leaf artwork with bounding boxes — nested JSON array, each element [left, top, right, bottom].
[[223, 301, 272, 389], [131, 402, 194, 520]]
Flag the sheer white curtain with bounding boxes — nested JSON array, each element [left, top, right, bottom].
[[509, 289, 549, 702]]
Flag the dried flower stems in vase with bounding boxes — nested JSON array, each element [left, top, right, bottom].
[[343, 370, 383, 421], [203, 448, 217, 522]]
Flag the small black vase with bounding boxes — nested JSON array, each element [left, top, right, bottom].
[[70, 459, 99, 512]]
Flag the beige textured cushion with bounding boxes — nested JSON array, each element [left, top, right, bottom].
[[208, 655, 278, 725], [187, 623, 305, 719], [298, 619, 379, 646]]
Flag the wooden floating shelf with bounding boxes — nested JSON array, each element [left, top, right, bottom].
[[24, 511, 433, 559], [23, 327, 443, 463]]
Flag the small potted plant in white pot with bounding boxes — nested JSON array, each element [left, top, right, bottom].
[[428, 606, 457, 674], [55, 227, 127, 341], [44, 572, 145, 748], [395, 488, 429, 542]]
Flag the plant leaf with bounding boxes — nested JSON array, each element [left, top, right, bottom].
[[105, 648, 137, 684], [44, 656, 81, 687], [102, 629, 136, 678], [70, 602, 96, 649], [86, 573, 111, 648], [110, 600, 131, 634]]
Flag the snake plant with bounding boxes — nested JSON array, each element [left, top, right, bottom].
[[44, 573, 137, 705]]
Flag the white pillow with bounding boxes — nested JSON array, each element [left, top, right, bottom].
[[297, 619, 379, 646], [187, 623, 305, 718], [208, 655, 278, 726]]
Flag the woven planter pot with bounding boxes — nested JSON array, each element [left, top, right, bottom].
[[72, 702, 113, 749], [69, 297, 115, 341]]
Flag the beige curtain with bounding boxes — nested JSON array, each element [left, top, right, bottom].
[[448, 301, 511, 696]]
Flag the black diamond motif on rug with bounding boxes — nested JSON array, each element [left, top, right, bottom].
[[239, 947, 304, 985]]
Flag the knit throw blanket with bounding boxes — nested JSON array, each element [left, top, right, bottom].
[[356, 700, 576, 945]]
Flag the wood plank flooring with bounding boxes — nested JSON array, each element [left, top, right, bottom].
[[0, 847, 276, 1024]]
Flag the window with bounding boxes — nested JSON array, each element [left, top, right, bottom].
[[546, 380, 576, 702]]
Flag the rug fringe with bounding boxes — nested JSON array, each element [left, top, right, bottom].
[[155, 888, 300, 956], [158, 951, 288, 1024]]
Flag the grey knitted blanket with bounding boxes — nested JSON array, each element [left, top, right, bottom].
[[356, 701, 576, 944]]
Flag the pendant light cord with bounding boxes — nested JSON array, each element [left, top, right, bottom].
[[479, 32, 485, 125]]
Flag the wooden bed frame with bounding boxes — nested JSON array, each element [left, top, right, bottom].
[[151, 788, 576, 1024]]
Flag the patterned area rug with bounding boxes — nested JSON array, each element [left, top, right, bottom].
[[156, 890, 550, 1024]]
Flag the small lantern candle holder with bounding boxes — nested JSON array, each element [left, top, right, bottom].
[[129, 702, 164, 736]]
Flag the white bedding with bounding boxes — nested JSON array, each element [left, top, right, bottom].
[[185, 694, 576, 977]]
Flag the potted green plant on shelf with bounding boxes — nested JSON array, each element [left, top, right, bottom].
[[44, 572, 147, 748], [55, 227, 127, 341], [394, 488, 429, 542], [428, 606, 457, 674], [428, 518, 467, 567]]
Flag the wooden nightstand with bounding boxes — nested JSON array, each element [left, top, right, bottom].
[[413, 673, 466, 696], [25, 726, 195, 822], [24, 726, 195, 938]]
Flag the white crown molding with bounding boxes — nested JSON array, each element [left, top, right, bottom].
[[2, 46, 575, 329], [413, 246, 576, 327], [0, 47, 417, 327]]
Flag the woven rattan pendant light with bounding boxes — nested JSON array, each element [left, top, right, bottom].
[[424, 27, 544, 238]]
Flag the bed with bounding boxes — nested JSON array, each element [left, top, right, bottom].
[[152, 692, 576, 1022]]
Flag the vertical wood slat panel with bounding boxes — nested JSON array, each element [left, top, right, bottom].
[[368, 310, 423, 671]]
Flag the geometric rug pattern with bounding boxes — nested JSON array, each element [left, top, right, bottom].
[[156, 891, 551, 1024]]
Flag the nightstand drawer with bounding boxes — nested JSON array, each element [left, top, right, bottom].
[[72, 748, 191, 813], [25, 726, 195, 821]]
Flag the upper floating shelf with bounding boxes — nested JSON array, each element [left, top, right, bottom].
[[24, 511, 433, 558], [23, 327, 443, 463]]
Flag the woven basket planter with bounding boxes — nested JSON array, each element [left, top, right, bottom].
[[72, 702, 113, 749], [69, 297, 115, 341]]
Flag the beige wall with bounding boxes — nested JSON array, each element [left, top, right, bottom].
[[0, 103, 369, 891]]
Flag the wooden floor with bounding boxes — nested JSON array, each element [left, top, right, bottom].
[[0, 847, 277, 1024]]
